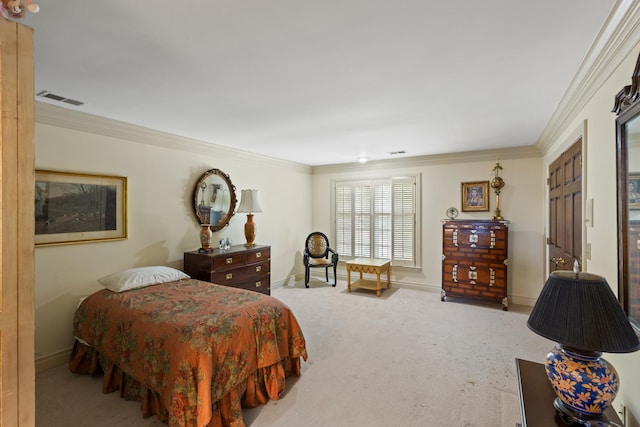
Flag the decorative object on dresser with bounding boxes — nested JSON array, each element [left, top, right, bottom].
[[199, 224, 213, 253], [237, 189, 263, 247], [460, 181, 489, 212], [191, 168, 237, 233], [526, 269, 640, 425], [441, 220, 509, 310], [303, 232, 339, 288], [490, 161, 505, 220], [184, 244, 271, 295], [445, 206, 459, 220]]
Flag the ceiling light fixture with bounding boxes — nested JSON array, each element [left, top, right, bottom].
[[358, 157, 368, 163]]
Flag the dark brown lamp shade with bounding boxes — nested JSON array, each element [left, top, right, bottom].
[[527, 271, 640, 353]]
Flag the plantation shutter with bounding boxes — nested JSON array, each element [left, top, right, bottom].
[[354, 185, 371, 257], [392, 177, 416, 267], [373, 181, 391, 259], [335, 184, 352, 256], [334, 176, 417, 267]]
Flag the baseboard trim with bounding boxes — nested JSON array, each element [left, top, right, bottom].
[[36, 348, 71, 372]]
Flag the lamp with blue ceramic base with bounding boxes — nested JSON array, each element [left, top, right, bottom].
[[527, 268, 640, 425]]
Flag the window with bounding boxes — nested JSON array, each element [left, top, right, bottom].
[[333, 175, 420, 268]]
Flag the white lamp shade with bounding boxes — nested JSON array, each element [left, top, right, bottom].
[[237, 189, 263, 214]]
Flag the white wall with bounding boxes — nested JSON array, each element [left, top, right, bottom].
[[311, 148, 545, 304], [34, 105, 313, 367], [539, 39, 640, 425]]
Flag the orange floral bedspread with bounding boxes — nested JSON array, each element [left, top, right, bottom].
[[69, 278, 308, 427]]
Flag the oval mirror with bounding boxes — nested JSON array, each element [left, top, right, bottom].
[[192, 168, 237, 232]]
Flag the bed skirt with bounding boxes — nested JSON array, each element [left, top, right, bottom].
[[69, 340, 302, 427]]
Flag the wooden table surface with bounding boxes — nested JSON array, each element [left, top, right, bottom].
[[515, 358, 622, 427]]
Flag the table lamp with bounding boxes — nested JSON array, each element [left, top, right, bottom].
[[237, 189, 262, 247], [527, 269, 640, 425]]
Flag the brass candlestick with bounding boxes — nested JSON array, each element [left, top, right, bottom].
[[491, 161, 505, 220]]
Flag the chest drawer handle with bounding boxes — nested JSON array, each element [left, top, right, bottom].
[[256, 266, 261, 272], [226, 273, 233, 280], [255, 281, 262, 287], [226, 257, 233, 265], [256, 252, 262, 258]]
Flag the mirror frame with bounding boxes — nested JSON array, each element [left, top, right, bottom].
[[192, 168, 237, 232], [614, 50, 640, 332]]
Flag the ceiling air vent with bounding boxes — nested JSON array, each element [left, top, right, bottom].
[[36, 90, 84, 106], [389, 150, 406, 155]]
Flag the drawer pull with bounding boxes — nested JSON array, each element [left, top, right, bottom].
[[256, 252, 262, 258], [226, 258, 233, 265], [256, 266, 262, 272], [255, 281, 262, 287], [226, 273, 233, 280]]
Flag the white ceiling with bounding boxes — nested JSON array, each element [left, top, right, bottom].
[[22, 1, 615, 166]]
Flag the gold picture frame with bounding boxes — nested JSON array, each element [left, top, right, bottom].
[[35, 170, 128, 247], [461, 181, 489, 212]]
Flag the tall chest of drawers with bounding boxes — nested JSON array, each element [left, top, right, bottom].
[[183, 244, 271, 295], [441, 220, 509, 310]]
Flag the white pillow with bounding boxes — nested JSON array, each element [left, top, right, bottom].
[[98, 266, 190, 293]]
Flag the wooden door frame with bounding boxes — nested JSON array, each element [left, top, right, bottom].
[[545, 122, 588, 278], [0, 20, 36, 427]]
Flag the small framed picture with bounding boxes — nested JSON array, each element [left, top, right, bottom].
[[461, 181, 489, 212], [630, 173, 640, 210], [35, 170, 128, 246]]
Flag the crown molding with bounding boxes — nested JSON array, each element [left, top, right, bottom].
[[312, 145, 541, 175], [537, 0, 640, 154], [35, 102, 312, 174]]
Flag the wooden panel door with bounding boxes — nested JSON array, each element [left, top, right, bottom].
[[0, 20, 35, 427], [548, 139, 582, 273]]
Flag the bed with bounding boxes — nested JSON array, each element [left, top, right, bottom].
[[68, 266, 308, 427]]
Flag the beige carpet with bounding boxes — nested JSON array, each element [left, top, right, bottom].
[[36, 278, 550, 427]]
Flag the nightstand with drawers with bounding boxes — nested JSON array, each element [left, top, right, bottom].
[[183, 244, 271, 295]]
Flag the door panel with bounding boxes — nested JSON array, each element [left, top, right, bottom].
[[548, 139, 582, 273]]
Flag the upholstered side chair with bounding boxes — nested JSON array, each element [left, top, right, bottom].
[[303, 232, 338, 288]]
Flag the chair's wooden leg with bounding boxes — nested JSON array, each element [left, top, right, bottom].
[[305, 268, 309, 288], [332, 265, 337, 287]]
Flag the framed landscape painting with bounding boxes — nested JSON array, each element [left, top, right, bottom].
[[461, 181, 489, 212], [35, 170, 128, 247]]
